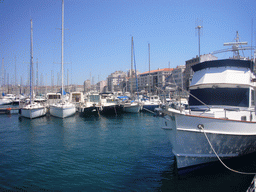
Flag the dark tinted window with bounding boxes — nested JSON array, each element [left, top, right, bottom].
[[189, 88, 249, 107]]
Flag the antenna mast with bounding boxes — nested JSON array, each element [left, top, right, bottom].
[[195, 25, 203, 63]]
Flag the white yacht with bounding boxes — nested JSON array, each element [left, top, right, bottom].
[[162, 58, 256, 170], [49, 0, 76, 118]]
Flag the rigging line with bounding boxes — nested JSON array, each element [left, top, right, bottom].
[[170, 82, 210, 110], [201, 127, 256, 175]]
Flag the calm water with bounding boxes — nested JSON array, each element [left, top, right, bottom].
[[0, 112, 255, 191]]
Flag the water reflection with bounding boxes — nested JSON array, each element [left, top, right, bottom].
[[158, 153, 256, 192]]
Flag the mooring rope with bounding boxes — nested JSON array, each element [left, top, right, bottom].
[[142, 107, 155, 114], [201, 127, 256, 175]]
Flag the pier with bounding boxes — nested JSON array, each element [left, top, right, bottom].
[[0, 107, 20, 114]]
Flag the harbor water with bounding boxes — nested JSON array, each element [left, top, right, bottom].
[[0, 112, 255, 191]]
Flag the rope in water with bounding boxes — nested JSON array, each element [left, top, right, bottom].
[[201, 127, 256, 175], [142, 107, 155, 114]]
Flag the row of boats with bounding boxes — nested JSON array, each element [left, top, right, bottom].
[[0, 92, 163, 118]]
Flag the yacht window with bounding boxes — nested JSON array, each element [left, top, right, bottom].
[[189, 88, 249, 107], [90, 95, 100, 102], [251, 90, 255, 106]]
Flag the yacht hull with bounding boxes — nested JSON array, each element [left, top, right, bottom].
[[123, 103, 141, 113], [50, 103, 76, 118], [162, 111, 256, 169], [21, 106, 47, 119], [100, 104, 123, 115], [142, 104, 159, 113], [79, 106, 101, 117], [0, 99, 12, 105]]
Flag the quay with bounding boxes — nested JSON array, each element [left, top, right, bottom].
[[0, 107, 20, 114]]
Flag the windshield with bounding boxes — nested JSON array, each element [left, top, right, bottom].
[[189, 88, 249, 107], [89, 95, 100, 102]]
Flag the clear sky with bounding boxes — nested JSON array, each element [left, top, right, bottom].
[[1, 0, 255, 86]]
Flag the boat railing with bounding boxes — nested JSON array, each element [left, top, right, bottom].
[[247, 175, 256, 192], [187, 106, 255, 121]]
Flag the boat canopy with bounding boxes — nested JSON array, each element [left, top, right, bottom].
[[192, 59, 253, 72]]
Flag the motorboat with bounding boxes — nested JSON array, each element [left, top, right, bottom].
[[100, 93, 122, 115], [78, 92, 102, 117], [161, 58, 256, 170], [141, 95, 162, 113], [0, 97, 12, 105], [0, 93, 16, 105], [119, 96, 141, 113]]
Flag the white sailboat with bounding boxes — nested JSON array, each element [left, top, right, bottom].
[[121, 36, 141, 113], [49, 0, 76, 118], [21, 19, 47, 119]]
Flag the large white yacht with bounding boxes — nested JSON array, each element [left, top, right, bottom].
[[162, 58, 256, 170], [161, 32, 256, 171]]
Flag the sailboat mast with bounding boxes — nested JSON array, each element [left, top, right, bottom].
[[61, 0, 64, 97], [130, 36, 133, 94], [1, 58, 4, 94], [148, 43, 150, 94], [30, 19, 34, 104]]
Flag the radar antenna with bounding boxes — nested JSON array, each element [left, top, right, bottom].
[[211, 31, 255, 59]]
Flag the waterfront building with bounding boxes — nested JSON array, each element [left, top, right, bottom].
[[96, 80, 107, 93], [84, 80, 91, 93], [107, 71, 127, 92], [138, 68, 173, 94]]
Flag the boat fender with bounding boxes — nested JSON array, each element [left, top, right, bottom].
[[197, 124, 204, 129]]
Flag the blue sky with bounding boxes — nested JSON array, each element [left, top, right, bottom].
[[1, 0, 255, 86]]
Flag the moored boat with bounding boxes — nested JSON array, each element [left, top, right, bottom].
[[100, 93, 123, 115], [119, 96, 141, 113], [141, 95, 162, 113], [78, 92, 102, 117], [20, 19, 47, 119], [162, 58, 256, 171], [49, 0, 76, 118]]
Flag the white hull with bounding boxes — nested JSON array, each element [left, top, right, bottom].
[[162, 111, 256, 169], [0, 98, 12, 105], [21, 104, 47, 119], [50, 102, 76, 118], [123, 103, 140, 113]]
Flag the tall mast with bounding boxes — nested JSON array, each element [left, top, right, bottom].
[[130, 36, 133, 94], [148, 43, 150, 93], [36, 59, 38, 95], [1, 58, 4, 94], [61, 0, 64, 97], [30, 19, 34, 104], [15, 56, 17, 87], [131, 36, 133, 76]]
